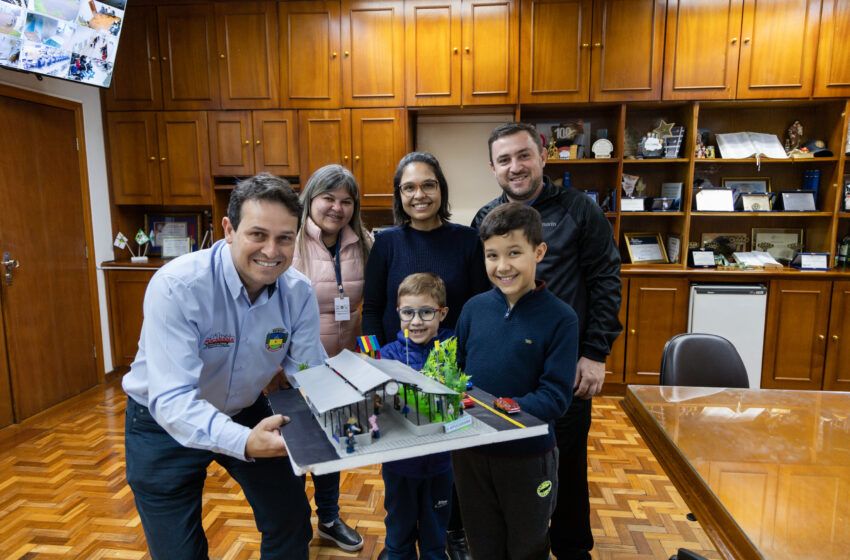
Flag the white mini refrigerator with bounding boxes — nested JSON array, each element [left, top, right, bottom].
[[688, 284, 768, 389]]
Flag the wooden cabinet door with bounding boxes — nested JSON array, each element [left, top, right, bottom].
[[813, 0, 850, 98], [279, 1, 342, 109], [824, 281, 850, 391], [662, 0, 743, 101], [708, 461, 778, 550], [215, 2, 279, 109], [461, 0, 518, 105], [591, 0, 665, 101], [405, 0, 462, 106], [351, 108, 407, 209], [762, 280, 830, 390], [209, 111, 253, 176], [106, 270, 155, 368], [253, 110, 300, 176], [624, 277, 689, 385], [520, 0, 591, 103], [158, 4, 220, 110], [736, 0, 820, 99], [341, 0, 405, 107], [604, 277, 628, 384], [0, 293, 13, 427], [298, 109, 352, 184], [105, 6, 162, 111], [107, 112, 162, 205], [157, 112, 212, 205]]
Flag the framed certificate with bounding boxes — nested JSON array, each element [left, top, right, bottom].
[[751, 228, 804, 262], [145, 213, 201, 256], [624, 232, 668, 264]]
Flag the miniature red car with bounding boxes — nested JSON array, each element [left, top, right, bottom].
[[493, 397, 520, 414], [461, 394, 474, 408]]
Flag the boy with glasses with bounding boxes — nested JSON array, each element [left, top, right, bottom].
[[376, 272, 455, 560]]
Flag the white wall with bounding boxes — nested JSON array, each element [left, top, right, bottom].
[[415, 113, 513, 226], [0, 68, 115, 371]]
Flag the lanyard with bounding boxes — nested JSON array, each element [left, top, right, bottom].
[[332, 241, 344, 296]]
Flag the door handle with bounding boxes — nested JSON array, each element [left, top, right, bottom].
[[3, 252, 19, 286]]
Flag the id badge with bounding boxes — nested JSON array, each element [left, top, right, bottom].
[[334, 297, 351, 321]]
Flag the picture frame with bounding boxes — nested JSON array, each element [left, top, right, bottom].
[[624, 232, 668, 264], [751, 228, 804, 262], [722, 177, 771, 200], [701, 232, 748, 253], [144, 213, 201, 256]]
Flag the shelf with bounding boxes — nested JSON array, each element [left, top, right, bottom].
[[545, 158, 619, 164], [839, 213, 850, 219], [694, 157, 839, 164], [605, 212, 618, 219], [620, 211, 685, 217], [690, 212, 833, 218], [623, 158, 689, 164]]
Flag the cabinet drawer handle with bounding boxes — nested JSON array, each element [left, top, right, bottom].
[[332, 52, 337, 58], [149, 156, 156, 161], [161, 56, 168, 61], [581, 43, 589, 48], [832, 335, 839, 342], [630, 329, 636, 335], [343, 155, 349, 161], [354, 155, 360, 161], [453, 47, 458, 54], [465, 46, 470, 53], [219, 54, 225, 59], [818, 334, 825, 341], [160, 157, 167, 162], [150, 56, 158, 61], [256, 140, 261, 145], [593, 42, 602, 48], [344, 51, 349, 56], [731, 37, 738, 44], [244, 140, 250, 145], [743, 37, 750, 44]]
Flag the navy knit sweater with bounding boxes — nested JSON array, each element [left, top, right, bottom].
[[361, 223, 490, 345], [456, 284, 578, 456]]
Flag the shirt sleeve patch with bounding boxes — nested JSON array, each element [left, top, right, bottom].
[[203, 332, 235, 349]]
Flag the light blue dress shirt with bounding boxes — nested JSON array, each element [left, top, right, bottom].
[[122, 240, 328, 460]]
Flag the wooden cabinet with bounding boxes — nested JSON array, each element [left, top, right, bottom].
[[813, 0, 850, 98], [624, 277, 689, 384], [762, 279, 830, 390], [158, 4, 220, 110], [341, 0, 405, 107], [604, 277, 628, 384], [107, 111, 211, 206], [298, 108, 407, 207], [461, 0, 518, 105], [404, 0, 462, 106], [823, 281, 850, 390], [106, 269, 155, 368], [520, 0, 663, 103], [215, 2, 279, 109], [104, 6, 162, 111], [209, 110, 298, 176], [279, 1, 342, 108]]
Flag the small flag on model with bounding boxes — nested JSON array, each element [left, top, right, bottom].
[[135, 229, 150, 245]]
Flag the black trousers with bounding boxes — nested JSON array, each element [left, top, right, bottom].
[[550, 397, 593, 560]]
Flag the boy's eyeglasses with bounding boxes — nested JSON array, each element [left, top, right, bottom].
[[397, 307, 444, 321], [399, 180, 439, 197]]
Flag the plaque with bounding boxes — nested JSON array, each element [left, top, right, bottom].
[[777, 190, 817, 211], [738, 192, 772, 211], [621, 197, 648, 212], [651, 198, 676, 211], [624, 232, 668, 264], [694, 188, 735, 212], [790, 253, 829, 270], [688, 248, 717, 268], [751, 228, 804, 262]]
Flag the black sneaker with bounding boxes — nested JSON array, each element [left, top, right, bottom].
[[446, 529, 471, 560], [377, 548, 388, 560], [317, 518, 364, 552]]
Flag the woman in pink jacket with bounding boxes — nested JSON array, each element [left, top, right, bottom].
[[292, 164, 372, 551]]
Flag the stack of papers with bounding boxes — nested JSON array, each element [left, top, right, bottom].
[[733, 251, 782, 268]]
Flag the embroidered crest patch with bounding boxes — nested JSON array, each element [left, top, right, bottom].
[[537, 480, 552, 498], [265, 328, 288, 351]]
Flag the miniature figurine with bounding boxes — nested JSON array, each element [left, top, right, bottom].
[[786, 120, 803, 153], [368, 414, 380, 439], [373, 393, 382, 415], [345, 426, 356, 453], [547, 137, 558, 160]]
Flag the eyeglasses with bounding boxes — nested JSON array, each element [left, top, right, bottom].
[[399, 180, 439, 197], [397, 307, 444, 321]]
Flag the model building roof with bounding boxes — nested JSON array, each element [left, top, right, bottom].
[[293, 365, 365, 414]]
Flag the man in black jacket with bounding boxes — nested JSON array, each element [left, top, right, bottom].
[[472, 122, 622, 560]]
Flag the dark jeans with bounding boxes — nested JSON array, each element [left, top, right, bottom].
[[311, 471, 340, 523], [550, 397, 593, 560], [125, 396, 311, 560], [382, 469, 453, 560]]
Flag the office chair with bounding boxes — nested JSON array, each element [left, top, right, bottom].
[[659, 333, 749, 388]]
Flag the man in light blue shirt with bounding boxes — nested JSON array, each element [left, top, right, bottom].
[[123, 174, 327, 559]]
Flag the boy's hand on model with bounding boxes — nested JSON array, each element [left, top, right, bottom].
[[245, 414, 289, 458], [574, 357, 605, 399]]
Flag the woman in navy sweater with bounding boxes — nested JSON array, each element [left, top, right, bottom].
[[361, 152, 489, 346]]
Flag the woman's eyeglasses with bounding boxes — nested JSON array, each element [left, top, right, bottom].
[[397, 307, 444, 321], [399, 180, 439, 197]]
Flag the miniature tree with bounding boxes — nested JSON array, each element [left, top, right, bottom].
[[420, 337, 468, 421]]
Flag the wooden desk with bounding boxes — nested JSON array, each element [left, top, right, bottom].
[[623, 386, 850, 560]]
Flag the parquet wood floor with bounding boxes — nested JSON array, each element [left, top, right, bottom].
[[0, 380, 720, 560]]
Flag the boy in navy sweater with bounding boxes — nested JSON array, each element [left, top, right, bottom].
[[378, 273, 455, 560], [454, 203, 578, 560]]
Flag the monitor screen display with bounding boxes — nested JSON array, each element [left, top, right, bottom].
[[0, 0, 126, 88]]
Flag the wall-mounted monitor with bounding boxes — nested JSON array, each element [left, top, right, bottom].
[[0, 0, 126, 88]]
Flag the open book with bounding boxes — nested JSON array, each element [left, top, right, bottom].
[[733, 251, 782, 269], [715, 132, 788, 160]]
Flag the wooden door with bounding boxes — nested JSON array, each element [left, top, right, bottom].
[[604, 277, 628, 384], [519, 0, 591, 103], [461, 0, 518, 105], [0, 94, 98, 420], [106, 270, 155, 368], [158, 4, 220, 110], [104, 6, 162, 111], [253, 110, 300, 176], [591, 0, 665, 101], [351, 108, 407, 209], [341, 0, 405, 107], [736, 0, 821, 99], [824, 281, 850, 391], [762, 280, 830, 390], [279, 1, 342, 109], [215, 2, 279, 109], [0, 291, 10, 427], [813, 0, 850, 98], [209, 110, 254, 176], [624, 277, 689, 385], [298, 109, 352, 184], [662, 0, 743, 101], [405, 0, 462, 106], [107, 112, 162, 205], [707, 461, 779, 550], [157, 112, 212, 205]]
